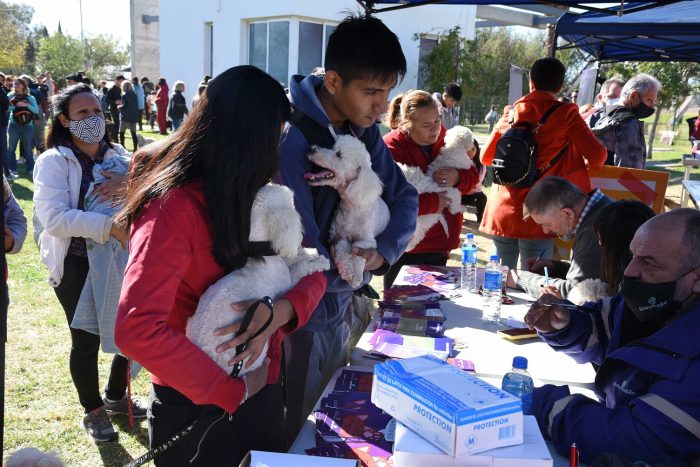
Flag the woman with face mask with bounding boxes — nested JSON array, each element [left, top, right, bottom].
[[32, 83, 145, 444]]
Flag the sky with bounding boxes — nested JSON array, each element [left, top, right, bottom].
[[17, 0, 131, 46]]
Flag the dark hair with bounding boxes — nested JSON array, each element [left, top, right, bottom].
[[197, 84, 207, 95], [115, 75, 125, 81], [46, 83, 112, 149], [530, 58, 565, 93], [158, 77, 167, 86], [444, 83, 462, 101], [594, 200, 655, 290], [141, 77, 149, 83], [203, 75, 211, 83], [65, 73, 83, 83], [324, 13, 406, 85], [120, 65, 290, 271], [132, 77, 139, 84], [472, 139, 482, 173]]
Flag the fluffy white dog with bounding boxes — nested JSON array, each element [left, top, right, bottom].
[[567, 278, 611, 305], [186, 183, 329, 375], [398, 125, 474, 251], [305, 135, 389, 288]]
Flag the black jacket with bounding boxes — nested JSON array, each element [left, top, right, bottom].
[[168, 91, 188, 120], [119, 90, 139, 123], [0, 86, 9, 128]]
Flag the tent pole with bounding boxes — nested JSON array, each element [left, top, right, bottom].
[[546, 24, 557, 58]]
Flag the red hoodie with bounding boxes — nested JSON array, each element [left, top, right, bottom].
[[384, 127, 478, 254]]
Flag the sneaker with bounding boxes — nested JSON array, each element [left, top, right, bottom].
[[81, 407, 118, 443], [103, 395, 148, 419]]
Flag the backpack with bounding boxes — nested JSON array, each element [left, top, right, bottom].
[[492, 101, 566, 188], [11, 96, 33, 125]]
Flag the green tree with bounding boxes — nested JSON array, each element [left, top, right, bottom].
[[36, 32, 83, 85], [85, 34, 130, 80], [416, 27, 547, 123], [0, 1, 34, 72]]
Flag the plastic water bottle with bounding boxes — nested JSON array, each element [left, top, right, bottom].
[[460, 233, 478, 292], [482, 255, 502, 323], [502, 356, 534, 415]]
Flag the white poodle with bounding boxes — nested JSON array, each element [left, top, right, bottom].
[[305, 134, 389, 288], [5, 447, 64, 467], [186, 183, 329, 375], [567, 278, 611, 305], [398, 125, 474, 251]]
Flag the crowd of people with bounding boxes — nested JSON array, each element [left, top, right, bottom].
[[2, 12, 700, 467], [0, 71, 201, 181]]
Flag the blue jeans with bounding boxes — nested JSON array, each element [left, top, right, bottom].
[[491, 236, 554, 270], [7, 123, 35, 173], [171, 117, 183, 131]]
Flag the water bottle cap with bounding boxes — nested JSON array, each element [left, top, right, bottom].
[[466, 233, 474, 240], [512, 356, 528, 369], [489, 255, 499, 262]]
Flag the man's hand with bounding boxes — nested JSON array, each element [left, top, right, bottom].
[[4, 226, 14, 252], [524, 257, 553, 273], [94, 171, 127, 203], [540, 285, 562, 299], [352, 247, 385, 271], [241, 357, 269, 402], [216, 298, 295, 369], [524, 294, 571, 333], [432, 167, 460, 188], [506, 268, 519, 289]]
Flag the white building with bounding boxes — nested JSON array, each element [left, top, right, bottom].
[[156, 0, 477, 104]]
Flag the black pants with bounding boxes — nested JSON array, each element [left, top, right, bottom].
[[461, 192, 488, 224], [149, 381, 285, 466], [384, 252, 449, 290], [109, 106, 120, 141], [137, 109, 144, 131], [54, 254, 128, 413]]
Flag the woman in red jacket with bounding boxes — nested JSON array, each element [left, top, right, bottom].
[[154, 77, 169, 135], [383, 90, 478, 289], [115, 66, 326, 465]]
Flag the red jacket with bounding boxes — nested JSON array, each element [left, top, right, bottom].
[[115, 181, 326, 413], [155, 83, 169, 109], [480, 90, 607, 239], [384, 127, 479, 254]]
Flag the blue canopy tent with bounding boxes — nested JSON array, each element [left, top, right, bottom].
[[554, 0, 700, 62], [357, 0, 680, 15]]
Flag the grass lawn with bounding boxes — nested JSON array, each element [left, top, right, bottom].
[[3, 111, 700, 465]]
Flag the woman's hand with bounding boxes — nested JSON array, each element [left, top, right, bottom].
[[109, 222, 128, 248], [437, 191, 452, 212], [432, 167, 460, 188], [215, 298, 296, 369], [94, 171, 127, 203], [4, 226, 14, 252], [242, 358, 269, 402], [352, 247, 385, 271]]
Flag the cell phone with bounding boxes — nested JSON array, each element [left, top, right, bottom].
[[497, 327, 538, 340]]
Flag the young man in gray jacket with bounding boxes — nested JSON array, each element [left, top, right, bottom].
[[506, 176, 611, 299]]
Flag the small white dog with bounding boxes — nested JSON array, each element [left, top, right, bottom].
[[399, 125, 474, 251], [306, 134, 389, 288], [5, 447, 64, 467], [567, 278, 611, 305], [186, 183, 329, 375]]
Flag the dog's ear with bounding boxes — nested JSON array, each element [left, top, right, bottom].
[[262, 185, 304, 258], [345, 164, 383, 203]]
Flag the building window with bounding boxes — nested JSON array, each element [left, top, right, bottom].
[[204, 22, 214, 77], [298, 21, 323, 76], [417, 36, 437, 90], [249, 20, 290, 85]]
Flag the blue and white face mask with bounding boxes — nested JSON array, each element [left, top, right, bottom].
[[68, 115, 106, 144]]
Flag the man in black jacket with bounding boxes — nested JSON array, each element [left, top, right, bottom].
[[0, 73, 11, 178], [106, 75, 124, 141]]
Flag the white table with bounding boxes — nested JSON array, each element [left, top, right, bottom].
[[351, 277, 596, 390], [289, 365, 585, 467], [680, 155, 700, 207]]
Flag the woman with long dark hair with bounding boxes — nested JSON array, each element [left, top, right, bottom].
[[594, 199, 655, 292], [33, 83, 143, 444], [115, 66, 326, 465]]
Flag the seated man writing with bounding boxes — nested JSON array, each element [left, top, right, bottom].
[[524, 208, 700, 464], [507, 176, 611, 299]]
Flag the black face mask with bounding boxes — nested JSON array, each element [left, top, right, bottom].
[[632, 101, 655, 119], [620, 268, 696, 323]]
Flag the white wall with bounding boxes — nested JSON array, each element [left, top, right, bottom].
[[159, 0, 475, 104]]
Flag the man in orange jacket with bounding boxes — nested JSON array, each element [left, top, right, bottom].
[[480, 58, 607, 270]]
